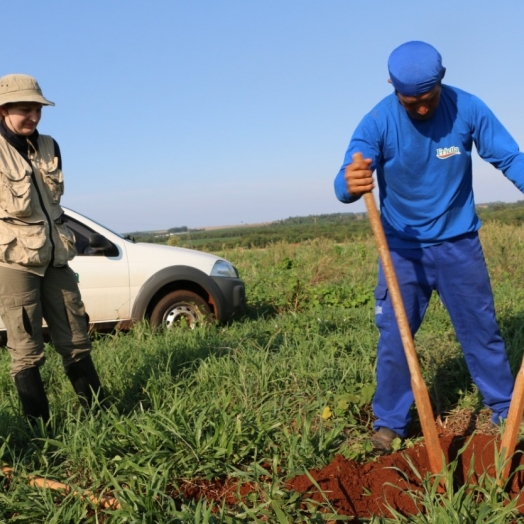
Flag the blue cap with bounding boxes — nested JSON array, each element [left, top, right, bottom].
[[388, 41, 445, 96]]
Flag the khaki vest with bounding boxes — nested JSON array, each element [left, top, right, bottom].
[[0, 134, 76, 275]]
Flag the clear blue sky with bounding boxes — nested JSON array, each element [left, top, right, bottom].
[[5, 1, 524, 232]]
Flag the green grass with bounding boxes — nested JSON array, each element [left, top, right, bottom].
[[0, 222, 523, 521]]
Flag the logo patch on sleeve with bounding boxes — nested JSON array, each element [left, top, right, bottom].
[[436, 146, 461, 159]]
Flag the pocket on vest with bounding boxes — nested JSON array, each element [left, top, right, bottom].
[[53, 221, 77, 266], [0, 221, 50, 266], [0, 167, 34, 217], [41, 160, 64, 205]]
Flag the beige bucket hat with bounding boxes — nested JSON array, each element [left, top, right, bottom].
[[0, 74, 54, 106]]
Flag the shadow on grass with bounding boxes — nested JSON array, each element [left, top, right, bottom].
[[243, 303, 279, 320], [101, 329, 232, 415]]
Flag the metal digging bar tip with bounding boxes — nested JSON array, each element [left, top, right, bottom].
[[357, 154, 445, 480]]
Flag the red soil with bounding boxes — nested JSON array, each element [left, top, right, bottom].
[[288, 433, 524, 520], [176, 411, 524, 519]]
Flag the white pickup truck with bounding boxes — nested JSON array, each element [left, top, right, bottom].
[[0, 208, 246, 338]]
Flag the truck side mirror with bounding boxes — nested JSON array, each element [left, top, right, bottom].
[[88, 234, 119, 257]]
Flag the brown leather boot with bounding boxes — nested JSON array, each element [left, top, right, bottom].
[[371, 427, 402, 455]]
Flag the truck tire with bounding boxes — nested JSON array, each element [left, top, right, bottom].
[[150, 290, 212, 329]]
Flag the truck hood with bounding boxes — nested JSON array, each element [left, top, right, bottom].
[[125, 241, 225, 276]]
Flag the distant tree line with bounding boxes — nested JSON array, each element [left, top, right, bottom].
[[125, 202, 524, 249], [476, 200, 524, 225], [175, 214, 372, 251]]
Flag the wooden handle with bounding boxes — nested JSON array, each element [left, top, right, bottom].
[[499, 356, 524, 484], [363, 191, 444, 477], [1, 467, 120, 509]]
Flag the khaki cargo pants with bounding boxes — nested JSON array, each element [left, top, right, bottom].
[[0, 264, 92, 377]]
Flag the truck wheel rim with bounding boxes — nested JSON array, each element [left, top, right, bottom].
[[164, 304, 200, 329]]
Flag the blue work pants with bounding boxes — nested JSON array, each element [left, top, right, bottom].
[[372, 232, 514, 437]]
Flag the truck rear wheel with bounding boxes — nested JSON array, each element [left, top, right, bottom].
[[150, 290, 212, 329]]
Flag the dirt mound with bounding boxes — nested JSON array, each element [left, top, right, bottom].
[[175, 433, 524, 519], [287, 434, 524, 519], [174, 410, 524, 519]]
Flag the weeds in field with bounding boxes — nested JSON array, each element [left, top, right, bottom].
[[0, 225, 522, 521], [381, 437, 521, 523]]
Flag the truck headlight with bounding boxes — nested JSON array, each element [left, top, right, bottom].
[[211, 260, 238, 278]]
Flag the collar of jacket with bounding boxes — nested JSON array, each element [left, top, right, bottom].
[[0, 119, 39, 157]]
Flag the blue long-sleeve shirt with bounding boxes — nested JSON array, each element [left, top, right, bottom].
[[334, 85, 524, 248]]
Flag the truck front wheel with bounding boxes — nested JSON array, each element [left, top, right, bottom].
[[150, 290, 212, 329]]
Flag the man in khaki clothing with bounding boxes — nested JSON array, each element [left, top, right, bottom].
[[0, 74, 104, 423]]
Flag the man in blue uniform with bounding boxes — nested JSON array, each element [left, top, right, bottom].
[[334, 41, 524, 454]]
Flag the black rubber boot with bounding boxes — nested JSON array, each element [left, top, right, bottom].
[[65, 355, 105, 409], [14, 367, 50, 423]]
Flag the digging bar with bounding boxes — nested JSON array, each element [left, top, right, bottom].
[[359, 159, 444, 478], [499, 356, 524, 485]]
